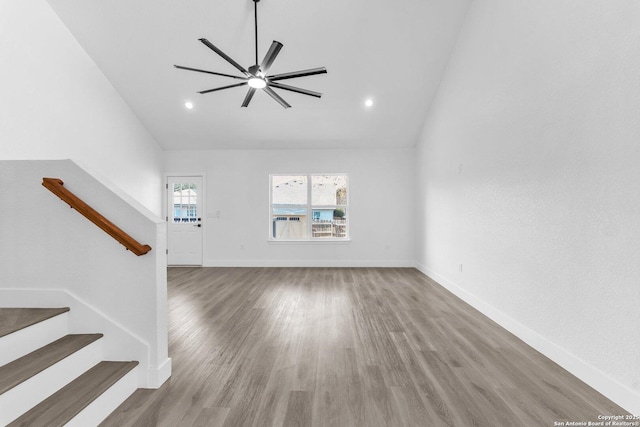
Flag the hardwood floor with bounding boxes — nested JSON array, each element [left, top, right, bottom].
[[100, 267, 626, 426], [0, 334, 102, 395], [9, 361, 138, 427], [0, 308, 69, 338]]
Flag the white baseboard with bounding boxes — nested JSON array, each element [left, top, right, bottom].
[[146, 357, 172, 388], [414, 263, 640, 416], [202, 259, 415, 268]]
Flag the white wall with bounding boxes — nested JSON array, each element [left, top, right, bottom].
[[0, 160, 169, 387], [165, 149, 415, 267], [0, 0, 163, 215], [416, 0, 640, 413]]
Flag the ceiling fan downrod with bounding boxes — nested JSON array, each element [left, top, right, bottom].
[[254, 0, 260, 67]]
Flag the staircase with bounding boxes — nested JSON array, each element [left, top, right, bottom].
[[0, 308, 139, 426]]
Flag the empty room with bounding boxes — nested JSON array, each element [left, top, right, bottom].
[[1, 0, 638, 425]]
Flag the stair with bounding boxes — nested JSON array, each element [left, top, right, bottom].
[[0, 308, 139, 426]]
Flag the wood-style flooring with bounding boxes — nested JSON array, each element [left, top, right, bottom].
[[101, 267, 626, 426], [0, 307, 69, 337], [0, 333, 102, 395], [10, 361, 138, 427]]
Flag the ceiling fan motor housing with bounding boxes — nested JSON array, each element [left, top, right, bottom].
[[248, 64, 261, 76]]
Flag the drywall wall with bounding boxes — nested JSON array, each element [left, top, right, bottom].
[[0, 0, 163, 215], [0, 160, 170, 387], [415, 0, 640, 413], [164, 148, 415, 267]]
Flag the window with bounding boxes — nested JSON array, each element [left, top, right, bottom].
[[270, 174, 349, 241], [172, 182, 199, 223]]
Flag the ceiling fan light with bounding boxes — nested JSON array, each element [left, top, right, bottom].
[[248, 78, 267, 89]]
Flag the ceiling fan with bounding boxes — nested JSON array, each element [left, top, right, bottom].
[[174, 0, 327, 109]]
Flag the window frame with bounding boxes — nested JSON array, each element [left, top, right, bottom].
[[269, 173, 350, 242]]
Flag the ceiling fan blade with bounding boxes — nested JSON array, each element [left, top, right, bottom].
[[199, 38, 250, 77], [241, 88, 257, 107], [266, 67, 327, 82], [259, 41, 283, 75], [268, 82, 322, 98], [198, 82, 247, 94], [263, 86, 291, 108], [174, 65, 246, 80]]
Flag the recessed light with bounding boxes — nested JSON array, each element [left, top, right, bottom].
[[184, 101, 194, 109], [364, 98, 374, 108]]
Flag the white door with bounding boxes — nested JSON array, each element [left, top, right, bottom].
[[167, 176, 203, 265]]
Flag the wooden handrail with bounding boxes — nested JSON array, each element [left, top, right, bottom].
[[42, 178, 152, 256]]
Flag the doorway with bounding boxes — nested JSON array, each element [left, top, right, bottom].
[[167, 175, 203, 265]]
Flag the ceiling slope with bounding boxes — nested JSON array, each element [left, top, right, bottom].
[[46, 0, 471, 150]]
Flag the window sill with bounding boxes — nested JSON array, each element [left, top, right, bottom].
[[268, 239, 352, 245]]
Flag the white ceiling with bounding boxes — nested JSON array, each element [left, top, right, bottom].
[[46, 0, 471, 150]]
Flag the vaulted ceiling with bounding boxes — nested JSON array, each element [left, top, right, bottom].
[[46, 0, 471, 150]]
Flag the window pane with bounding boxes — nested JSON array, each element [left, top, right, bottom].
[[272, 175, 307, 205], [312, 175, 347, 206], [333, 208, 347, 238], [271, 208, 308, 239], [312, 208, 347, 238], [173, 182, 198, 223]]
